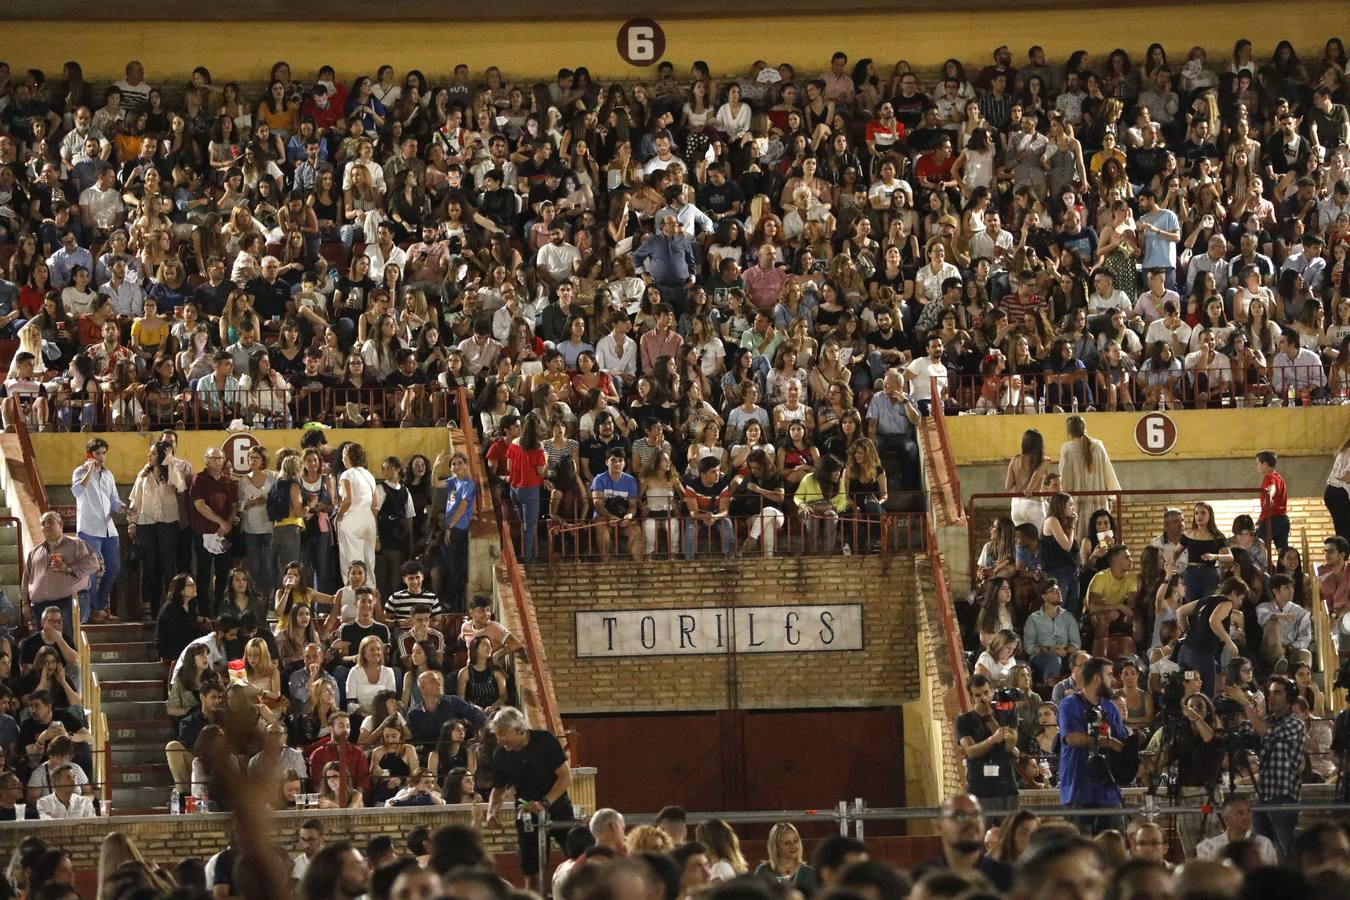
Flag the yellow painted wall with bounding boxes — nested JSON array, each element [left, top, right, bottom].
[[33, 427, 453, 483], [944, 407, 1350, 465], [5, 2, 1345, 82]]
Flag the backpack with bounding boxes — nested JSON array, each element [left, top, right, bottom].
[[266, 478, 294, 522]]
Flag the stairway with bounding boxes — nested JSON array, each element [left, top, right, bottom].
[[83, 622, 174, 813]]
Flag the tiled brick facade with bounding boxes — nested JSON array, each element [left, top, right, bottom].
[[528, 556, 922, 714]]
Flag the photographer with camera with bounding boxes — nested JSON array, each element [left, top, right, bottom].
[[1221, 674, 1306, 861], [1175, 577, 1248, 699], [957, 674, 1022, 813], [1143, 686, 1222, 856], [1059, 656, 1130, 835]]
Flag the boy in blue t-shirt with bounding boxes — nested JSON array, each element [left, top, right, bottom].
[[590, 448, 641, 561], [441, 452, 476, 613]]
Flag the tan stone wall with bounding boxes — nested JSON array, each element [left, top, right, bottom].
[[529, 556, 922, 714]]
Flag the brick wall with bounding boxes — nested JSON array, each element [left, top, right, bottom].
[[913, 557, 966, 802], [529, 556, 921, 714]]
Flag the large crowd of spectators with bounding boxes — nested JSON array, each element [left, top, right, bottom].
[[956, 419, 1350, 859], [1, 35, 1350, 898], [6, 40, 1344, 424]]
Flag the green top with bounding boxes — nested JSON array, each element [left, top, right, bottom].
[[753, 862, 820, 896]]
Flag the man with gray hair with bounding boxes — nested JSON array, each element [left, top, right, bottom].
[[589, 808, 627, 853], [485, 706, 573, 892], [21, 511, 98, 640]]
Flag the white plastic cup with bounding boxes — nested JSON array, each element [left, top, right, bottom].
[[12, 803, 25, 820]]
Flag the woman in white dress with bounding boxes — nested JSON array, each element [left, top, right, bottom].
[[336, 442, 380, 592], [1058, 414, 1121, 540]]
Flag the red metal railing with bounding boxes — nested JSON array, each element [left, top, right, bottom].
[[942, 364, 1336, 414], [538, 510, 925, 569], [12, 416, 50, 513], [928, 376, 963, 513], [453, 388, 566, 744], [926, 517, 970, 714]]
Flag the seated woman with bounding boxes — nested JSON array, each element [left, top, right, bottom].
[[1116, 659, 1154, 732], [297, 680, 341, 749], [1137, 340, 1183, 409], [729, 420, 775, 472], [368, 721, 420, 805], [640, 450, 683, 559], [542, 415, 585, 520], [458, 635, 507, 713], [242, 637, 285, 713], [316, 759, 365, 809], [1019, 701, 1060, 787], [844, 438, 888, 551], [427, 719, 475, 784], [794, 454, 849, 552], [1042, 338, 1093, 412], [686, 419, 727, 475], [729, 448, 786, 557], [974, 628, 1019, 686], [776, 420, 819, 491], [18, 646, 82, 712], [357, 689, 408, 749], [771, 378, 815, 434], [384, 767, 446, 807]]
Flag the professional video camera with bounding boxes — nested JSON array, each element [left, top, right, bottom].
[[1334, 657, 1350, 692], [992, 687, 1024, 729]]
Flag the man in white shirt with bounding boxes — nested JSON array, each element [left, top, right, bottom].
[[71, 438, 124, 624], [99, 257, 145, 318], [35, 764, 97, 819], [1256, 573, 1313, 672], [59, 107, 112, 167], [595, 313, 638, 390], [1195, 795, 1277, 865], [1086, 269, 1132, 321], [535, 227, 582, 287], [79, 165, 125, 237], [364, 222, 408, 275], [1271, 328, 1326, 396], [903, 333, 948, 415], [639, 133, 680, 178], [1143, 301, 1192, 356], [970, 210, 1014, 267], [292, 819, 326, 882]]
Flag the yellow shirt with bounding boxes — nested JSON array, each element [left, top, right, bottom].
[[1086, 568, 1138, 613]]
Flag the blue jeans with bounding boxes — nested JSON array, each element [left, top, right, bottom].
[[1177, 643, 1218, 698], [511, 485, 541, 563], [1253, 796, 1298, 861], [1183, 564, 1219, 603], [1029, 650, 1067, 686], [78, 532, 120, 619], [241, 531, 277, 599], [683, 517, 735, 560]]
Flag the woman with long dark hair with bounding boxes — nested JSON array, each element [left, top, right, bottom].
[[1005, 429, 1050, 527], [505, 414, 547, 564], [128, 439, 187, 616]]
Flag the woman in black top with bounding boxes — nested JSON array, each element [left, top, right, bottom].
[[845, 439, 888, 551], [458, 635, 506, 712], [1178, 501, 1227, 602], [1176, 576, 1247, 697]]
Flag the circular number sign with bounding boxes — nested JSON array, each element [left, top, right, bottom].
[[617, 18, 665, 67], [1133, 412, 1178, 456], [221, 433, 262, 475]]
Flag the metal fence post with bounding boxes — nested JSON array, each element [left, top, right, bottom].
[[837, 800, 850, 836], [853, 798, 866, 843], [538, 807, 551, 895]]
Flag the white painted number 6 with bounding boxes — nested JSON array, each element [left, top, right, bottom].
[[628, 27, 656, 62], [1145, 417, 1166, 449]]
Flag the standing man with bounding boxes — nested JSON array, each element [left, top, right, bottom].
[[439, 452, 476, 615], [1221, 675, 1306, 861], [71, 438, 124, 623], [1135, 188, 1182, 291], [956, 675, 1021, 814], [634, 215, 697, 316], [21, 511, 98, 638], [485, 706, 573, 893], [1058, 656, 1128, 834], [189, 446, 237, 616]]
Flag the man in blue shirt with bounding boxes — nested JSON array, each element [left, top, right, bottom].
[[1058, 656, 1128, 835], [634, 214, 697, 315], [1136, 188, 1182, 291], [590, 448, 641, 562], [440, 452, 476, 614]]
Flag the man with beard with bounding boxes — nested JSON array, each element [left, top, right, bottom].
[[1059, 656, 1129, 834], [912, 793, 1012, 891]]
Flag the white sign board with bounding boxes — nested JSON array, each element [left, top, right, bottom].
[[576, 605, 864, 657]]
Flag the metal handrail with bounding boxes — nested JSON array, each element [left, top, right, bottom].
[[12, 416, 49, 513], [454, 388, 566, 744], [926, 517, 971, 715], [929, 375, 963, 515]]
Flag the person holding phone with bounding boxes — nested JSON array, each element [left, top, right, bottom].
[[71, 438, 125, 623]]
